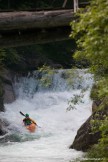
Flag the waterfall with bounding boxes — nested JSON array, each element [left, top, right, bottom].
[[0, 69, 93, 162]]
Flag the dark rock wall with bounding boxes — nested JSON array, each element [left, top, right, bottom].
[[1, 69, 15, 104], [0, 69, 15, 136], [70, 97, 108, 151], [0, 78, 4, 112], [0, 119, 7, 136], [0, 79, 5, 135]]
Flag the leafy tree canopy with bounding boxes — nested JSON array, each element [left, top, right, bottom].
[[70, 0, 108, 161], [70, 0, 108, 97]]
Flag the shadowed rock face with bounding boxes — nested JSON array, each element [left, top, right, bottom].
[[70, 97, 108, 152], [69, 115, 101, 151], [0, 96, 4, 112], [3, 82, 15, 104], [1, 69, 15, 104], [0, 77, 5, 135], [0, 78, 4, 112], [0, 84, 8, 135], [0, 119, 8, 136], [0, 69, 15, 136]]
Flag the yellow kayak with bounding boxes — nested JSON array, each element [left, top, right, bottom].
[[26, 123, 37, 133]]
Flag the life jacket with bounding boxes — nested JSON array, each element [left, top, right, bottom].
[[23, 118, 32, 126]]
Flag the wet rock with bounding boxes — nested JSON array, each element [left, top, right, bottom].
[[70, 97, 108, 152], [1, 69, 16, 103], [0, 119, 7, 136], [0, 78, 4, 112], [69, 115, 101, 152], [3, 83, 15, 103], [92, 100, 102, 113], [0, 96, 4, 112]]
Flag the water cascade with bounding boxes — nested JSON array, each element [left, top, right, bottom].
[[0, 69, 93, 162]]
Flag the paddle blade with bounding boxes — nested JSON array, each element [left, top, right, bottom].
[[20, 111, 25, 117]]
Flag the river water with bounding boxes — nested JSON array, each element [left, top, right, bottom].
[[0, 69, 93, 162]]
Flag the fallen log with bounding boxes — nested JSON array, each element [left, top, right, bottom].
[[0, 9, 74, 31], [0, 27, 71, 48]]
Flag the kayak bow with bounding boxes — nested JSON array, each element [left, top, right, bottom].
[[26, 123, 36, 133]]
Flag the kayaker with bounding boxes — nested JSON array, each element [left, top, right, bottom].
[[23, 114, 37, 126]]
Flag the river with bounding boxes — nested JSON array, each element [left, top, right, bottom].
[[0, 69, 93, 162]]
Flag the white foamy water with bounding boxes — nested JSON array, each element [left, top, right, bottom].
[[0, 69, 93, 162]]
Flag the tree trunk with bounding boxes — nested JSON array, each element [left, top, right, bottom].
[[62, 0, 68, 8], [0, 9, 74, 32], [74, 0, 79, 12]]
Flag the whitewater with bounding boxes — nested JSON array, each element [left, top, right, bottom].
[[0, 69, 93, 162]]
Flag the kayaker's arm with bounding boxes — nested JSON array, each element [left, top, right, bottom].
[[29, 118, 37, 126], [29, 118, 41, 128], [23, 118, 26, 124]]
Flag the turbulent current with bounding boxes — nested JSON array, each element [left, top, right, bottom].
[[0, 69, 93, 162]]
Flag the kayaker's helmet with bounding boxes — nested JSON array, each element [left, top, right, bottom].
[[25, 114, 29, 117]]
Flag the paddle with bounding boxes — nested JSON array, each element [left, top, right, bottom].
[[19, 111, 41, 128], [20, 111, 26, 117]]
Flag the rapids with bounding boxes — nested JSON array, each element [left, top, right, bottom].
[[0, 69, 93, 162]]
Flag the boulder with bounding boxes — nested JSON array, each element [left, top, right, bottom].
[[0, 96, 4, 111], [70, 97, 108, 152], [69, 115, 101, 151], [0, 78, 4, 111], [0, 119, 7, 136], [1, 69, 16, 103]]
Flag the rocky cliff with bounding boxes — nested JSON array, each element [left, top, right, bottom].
[[0, 69, 15, 104], [0, 78, 4, 112], [0, 69, 16, 135], [70, 95, 108, 152]]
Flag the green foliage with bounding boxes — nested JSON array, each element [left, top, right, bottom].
[[70, 0, 108, 160], [67, 93, 84, 111], [66, 69, 90, 111], [96, 78, 108, 98], [82, 117, 108, 162], [3, 48, 21, 66], [38, 65, 54, 87], [66, 69, 80, 85], [70, 0, 108, 75], [0, 48, 21, 69], [90, 77, 108, 101]]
